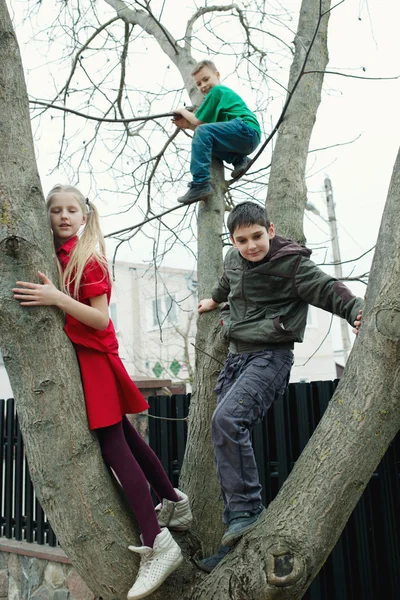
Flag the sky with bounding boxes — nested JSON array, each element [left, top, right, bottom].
[[9, 0, 400, 294]]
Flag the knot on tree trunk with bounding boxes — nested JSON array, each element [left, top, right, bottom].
[[266, 545, 305, 587], [376, 308, 400, 341], [1, 234, 22, 257]]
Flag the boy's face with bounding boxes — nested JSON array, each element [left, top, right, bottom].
[[230, 223, 275, 262], [193, 66, 221, 96]]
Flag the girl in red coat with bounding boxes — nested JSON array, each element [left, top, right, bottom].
[[13, 184, 192, 600]]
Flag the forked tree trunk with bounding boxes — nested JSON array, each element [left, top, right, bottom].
[[189, 145, 400, 600], [1, 0, 398, 599]]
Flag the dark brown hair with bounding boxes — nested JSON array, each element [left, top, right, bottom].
[[227, 201, 271, 236]]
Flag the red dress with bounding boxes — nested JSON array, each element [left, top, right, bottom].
[[56, 237, 149, 429]]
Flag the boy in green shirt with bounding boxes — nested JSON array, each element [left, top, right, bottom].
[[173, 60, 261, 204]]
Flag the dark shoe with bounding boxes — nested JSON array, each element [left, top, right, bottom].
[[231, 156, 250, 178], [221, 504, 265, 547], [196, 545, 231, 573], [177, 182, 212, 204]]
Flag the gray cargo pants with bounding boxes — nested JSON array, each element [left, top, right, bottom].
[[212, 348, 293, 523]]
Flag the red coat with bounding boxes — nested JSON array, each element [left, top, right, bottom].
[[57, 237, 149, 429]]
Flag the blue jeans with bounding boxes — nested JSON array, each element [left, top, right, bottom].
[[212, 349, 293, 522], [191, 118, 260, 184]]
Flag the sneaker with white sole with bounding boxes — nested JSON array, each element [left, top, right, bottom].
[[155, 488, 193, 531], [127, 528, 183, 600]]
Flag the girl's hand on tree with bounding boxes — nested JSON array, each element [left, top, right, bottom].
[[198, 298, 218, 314], [352, 309, 362, 335], [12, 271, 62, 307]]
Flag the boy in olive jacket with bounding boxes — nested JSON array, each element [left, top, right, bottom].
[[197, 201, 363, 571]]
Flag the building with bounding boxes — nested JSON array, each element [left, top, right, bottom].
[[109, 260, 197, 389]]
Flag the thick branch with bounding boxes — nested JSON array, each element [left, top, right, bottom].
[[266, 0, 332, 241], [29, 100, 180, 123], [192, 147, 400, 600], [104, 0, 179, 60]]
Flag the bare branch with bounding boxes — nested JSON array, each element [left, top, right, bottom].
[[184, 4, 239, 49], [309, 133, 362, 153], [316, 246, 375, 266], [116, 21, 132, 134], [29, 100, 185, 123], [228, 0, 331, 185], [104, 196, 202, 239], [58, 17, 120, 106]]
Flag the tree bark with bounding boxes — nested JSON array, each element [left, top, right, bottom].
[[0, 2, 148, 598], [103, 0, 230, 553], [179, 158, 228, 554], [189, 147, 400, 599], [2, 0, 398, 598], [267, 0, 331, 242]]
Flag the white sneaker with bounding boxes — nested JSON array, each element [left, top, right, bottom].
[[127, 528, 183, 600], [155, 488, 193, 531]]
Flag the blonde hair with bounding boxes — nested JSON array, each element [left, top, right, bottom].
[[46, 184, 109, 299], [191, 60, 218, 76]]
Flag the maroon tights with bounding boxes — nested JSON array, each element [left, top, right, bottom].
[[97, 416, 179, 547]]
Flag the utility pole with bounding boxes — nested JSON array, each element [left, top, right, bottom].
[[324, 176, 351, 363]]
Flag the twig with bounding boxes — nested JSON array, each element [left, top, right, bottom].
[[304, 70, 400, 81], [104, 194, 201, 239], [190, 343, 225, 367], [317, 246, 375, 267]]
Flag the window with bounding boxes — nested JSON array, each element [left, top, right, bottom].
[[151, 294, 178, 328]]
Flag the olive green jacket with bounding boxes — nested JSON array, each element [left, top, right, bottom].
[[211, 236, 363, 354]]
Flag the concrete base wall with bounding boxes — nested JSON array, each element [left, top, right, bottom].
[[0, 541, 96, 600]]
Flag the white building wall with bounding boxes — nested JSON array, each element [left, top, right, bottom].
[[291, 306, 337, 382], [0, 354, 13, 399], [110, 261, 197, 387]]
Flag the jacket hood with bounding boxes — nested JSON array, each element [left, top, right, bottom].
[[268, 235, 311, 261]]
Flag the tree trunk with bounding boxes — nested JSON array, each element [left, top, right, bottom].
[[0, 1, 226, 596], [189, 147, 400, 600], [0, 3, 147, 598], [2, 0, 398, 598], [179, 158, 228, 554], [104, 0, 230, 554], [267, 0, 331, 242]]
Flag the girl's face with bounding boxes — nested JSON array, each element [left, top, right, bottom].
[[48, 192, 86, 247]]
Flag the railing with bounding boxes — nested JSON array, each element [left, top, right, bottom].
[[1, 381, 399, 599], [148, 382, 400, 600], [0, 398, 57, 546]]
